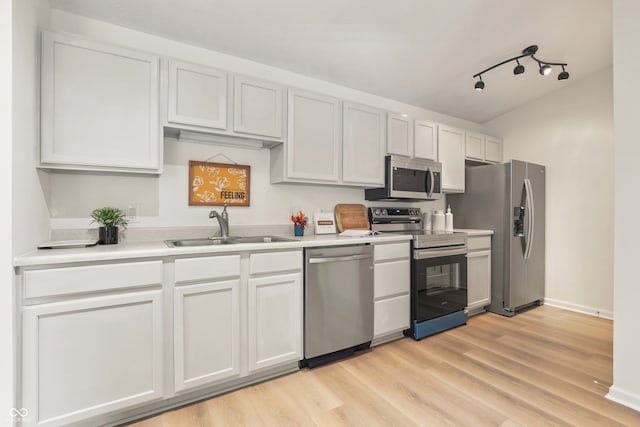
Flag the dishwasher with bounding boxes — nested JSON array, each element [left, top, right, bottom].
[[302, 244, 374, 367]]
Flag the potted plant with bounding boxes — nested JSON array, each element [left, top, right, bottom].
[[290, 211, 308, 237], [91, 207, 128, 245]]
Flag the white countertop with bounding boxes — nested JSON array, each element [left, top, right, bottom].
[[15, 229, 493, 268], [14, 233, 413, 268], [455, 228, 494, 236]]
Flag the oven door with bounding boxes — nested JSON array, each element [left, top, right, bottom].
[[412, 248, 467, 322]]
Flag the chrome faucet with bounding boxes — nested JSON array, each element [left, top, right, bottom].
[[209, 205, 229, 238]]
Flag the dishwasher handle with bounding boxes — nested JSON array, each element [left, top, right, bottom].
[[308, 253, 373, 264]]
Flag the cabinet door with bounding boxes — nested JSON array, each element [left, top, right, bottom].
[[167, 60, 227, 129], [287, 89, 341, 182], [438, 125, 466, 193], [248, 273, 302, 372], [414, 120, 438, 160], [174, 280, 240, 392], [374, 294, 410, 338], [485, 136, 503, 163], [40, 32, 160, 173], [465, 132, 485, 161], [22, 291, 163, 426], [342, 101, 386, 186], [234, 75, 283, 138], [467, 250, 492, 311], [387, 113, 412, 156]]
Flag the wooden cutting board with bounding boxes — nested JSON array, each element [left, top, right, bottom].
[[334, 204, 370, 232]]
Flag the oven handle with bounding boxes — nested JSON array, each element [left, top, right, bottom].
[[414, 247, 467, 259]]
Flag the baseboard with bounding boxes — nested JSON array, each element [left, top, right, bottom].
[[607, 385, 640, 412], [544, 298, 613, 320]]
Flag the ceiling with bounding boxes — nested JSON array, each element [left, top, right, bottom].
[[50, 0, 612, 123]]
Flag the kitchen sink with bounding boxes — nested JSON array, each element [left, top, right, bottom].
[[165, 235, 297, 248]]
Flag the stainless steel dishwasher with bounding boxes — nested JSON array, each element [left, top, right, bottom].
[[303, 244, 374, 367]]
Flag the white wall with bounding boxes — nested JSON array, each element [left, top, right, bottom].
[[13, 0, 50, 252], [1, 0, 13, 417], [46, 10, 482, 230], [608, 0, 640, 411], [7, 0, 51, 417], [486, 68, 614, 318]]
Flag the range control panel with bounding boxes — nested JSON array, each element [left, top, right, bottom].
[[369, 207, 422, 223]]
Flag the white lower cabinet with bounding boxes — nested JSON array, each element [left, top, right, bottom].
[[466, 235, 492, 314], [373, 242, 411, 343], [22, 290, 164, 427], [248, 273, 302, 372], [174, 280, 240, 392]]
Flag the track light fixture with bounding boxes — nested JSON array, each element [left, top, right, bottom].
[[473, 45, 569, 91]]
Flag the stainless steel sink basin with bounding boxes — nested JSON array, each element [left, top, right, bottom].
[[165, 235, 296, 248]]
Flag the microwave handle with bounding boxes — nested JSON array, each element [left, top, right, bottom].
[[425, 168, 434, 197]]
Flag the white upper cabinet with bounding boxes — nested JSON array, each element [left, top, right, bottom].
[[167, 60, 227, 130], [387, 113, 413, 157], [233, 75, 284, 138], [464, 132, 503, 164], [438, 125, 466, 193], [465, 132, 485, 161], [414, 120, 438, 160], [285, 88, 341, 182], [342, 102, 386, 186], [40, 32, 161, 173], [485, 135, 503, 163]]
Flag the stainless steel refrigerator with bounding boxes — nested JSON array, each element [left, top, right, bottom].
[[448, 160, 545, 317]]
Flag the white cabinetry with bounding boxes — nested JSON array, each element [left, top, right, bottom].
[[40, 32, 161, 173], [465, 133, 503, 164], [438, 125, 466, 193], [387, 113, 413, 157], [373, 242, 410, 344], [342, 102, 386, 186], [466, 235, 492, 315], [173, 255, 241, 392], [167, 60, 228, 130], [273, 88, 341, 183], [485, 136, 503, 163], [165, 61, 285, 144], [234, 75, 284, 138], [248, 251, 303, 372], [21, 261, 164, 426], [414, 120, 438, 160]]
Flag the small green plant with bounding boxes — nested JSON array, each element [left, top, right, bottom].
[[90, 207, 129, 229]]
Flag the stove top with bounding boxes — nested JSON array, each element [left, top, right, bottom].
[[369, 207, 466, 249]]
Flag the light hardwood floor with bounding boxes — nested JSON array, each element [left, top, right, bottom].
[[129, 306, 640, 426]]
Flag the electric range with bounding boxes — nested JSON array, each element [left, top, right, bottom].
[[368, 207, 468, 339]]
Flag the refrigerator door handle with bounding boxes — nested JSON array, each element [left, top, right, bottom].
[[524, 178, 535, 260]]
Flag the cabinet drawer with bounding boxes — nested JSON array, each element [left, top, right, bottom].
[[23, 260, 163, 299], [374, 242, 410, 262], [250, 251, 302, 275], [374, 259, 410, 299], [175, 255, 240, 283], [467, 235, 491, 251], [374, 294, 410, 337]]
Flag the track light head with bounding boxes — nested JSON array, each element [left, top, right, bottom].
[[513, 60, 525, 75], [558, 65, 569, 80], [539, 64, 552, 76], [474, 79, 485, 90]]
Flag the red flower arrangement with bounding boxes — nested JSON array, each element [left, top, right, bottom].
[[290, 211, 308, 228]]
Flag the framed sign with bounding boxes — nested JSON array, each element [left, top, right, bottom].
[[189, 160, 250, 206]]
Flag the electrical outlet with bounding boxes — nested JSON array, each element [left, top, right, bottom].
[[127, 204, 138, 222]]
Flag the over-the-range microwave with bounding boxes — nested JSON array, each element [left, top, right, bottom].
[[365, 155, 442, 201]]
